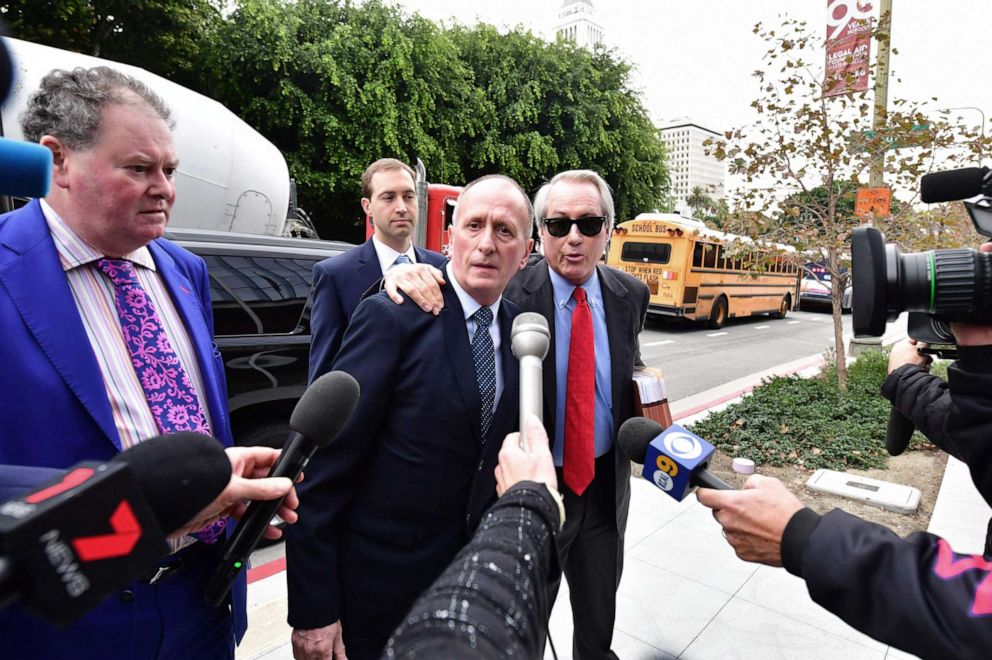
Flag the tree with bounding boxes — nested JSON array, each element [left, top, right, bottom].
[[685, 185, 729, 228], [445, 24, 669, 223], [1, 0, 224, 89], [711, 16, 984, 389], [205, 0, 486, 239]]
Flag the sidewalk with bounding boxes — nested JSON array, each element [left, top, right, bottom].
[[238, 348, 990, 660]]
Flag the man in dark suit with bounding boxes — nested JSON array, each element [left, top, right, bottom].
[[383, 169, 649, 659], [308, 158, 446, 381], [286, 175, 535, 660], [0, 67, 246, 658]]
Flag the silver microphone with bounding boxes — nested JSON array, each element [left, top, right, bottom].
[[511, 312, 550, 450]]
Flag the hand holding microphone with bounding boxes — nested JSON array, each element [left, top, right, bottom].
[[617, 417, 732, 500], [205, 370, 360, 606]]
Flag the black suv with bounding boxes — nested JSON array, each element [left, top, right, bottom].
[[166, 227, 351, 448]]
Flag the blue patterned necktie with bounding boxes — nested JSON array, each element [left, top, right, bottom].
[[97, 258, 226, 543], [471, 306, 496, 440], [392, 254, 412, 268]]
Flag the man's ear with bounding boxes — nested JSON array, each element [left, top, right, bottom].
[[361, 197, 373, 227], [39, 136, 70, 189], [518, 239, 535, 270]]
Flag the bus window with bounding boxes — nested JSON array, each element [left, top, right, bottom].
[[621, 242, 672, 264], [693, 242, 704, 267], [704, 244, 717, 268]]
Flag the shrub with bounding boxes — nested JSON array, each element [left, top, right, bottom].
[[688, 349, 943, 471]]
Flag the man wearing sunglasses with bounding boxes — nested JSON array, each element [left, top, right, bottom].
[[382, 170, 649, 660]]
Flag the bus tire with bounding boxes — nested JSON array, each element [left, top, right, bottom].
[[707, 297, 728, 329], [770, 294, 790, 319]]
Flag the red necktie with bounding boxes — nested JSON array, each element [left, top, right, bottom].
[[564, 286, 595, 495]]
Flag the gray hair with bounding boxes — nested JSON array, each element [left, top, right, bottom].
[[453, 174, 534, 239], [533, 169, 615, 232], [20, 66, 174, 149]]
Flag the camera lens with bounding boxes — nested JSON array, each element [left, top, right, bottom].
[[852, 227, 992, 336]]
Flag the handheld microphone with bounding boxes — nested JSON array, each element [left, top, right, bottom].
[[205, 370, 360, 606], [920, 166, 989, 204], [0, 433, 230, 625], [885, 406, 915, 456], [511, 312, 550, 450], [0, 138, 53, 198], [618, 417, 733, 501]]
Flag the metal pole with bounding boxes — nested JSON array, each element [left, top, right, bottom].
[[868, 0, 893, 188]]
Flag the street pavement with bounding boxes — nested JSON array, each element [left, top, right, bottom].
[[236, 344, 990, 659]]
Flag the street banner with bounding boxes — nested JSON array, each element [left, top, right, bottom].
[[824, 0, 874, 97], [854, 186, 892, 217]]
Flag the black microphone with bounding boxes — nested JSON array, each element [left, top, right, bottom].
[[618, 417, 733, 501], [511, 312, 550, 450], [885, 406, 915, 456], [920, 166, 989, 203], [205, 370, 360, 606], [0, 433, 230, 625]]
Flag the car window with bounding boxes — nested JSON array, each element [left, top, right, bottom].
[[203, 254, 320, 335]]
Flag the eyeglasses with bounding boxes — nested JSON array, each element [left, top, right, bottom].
[[543, 216, 606, 238]]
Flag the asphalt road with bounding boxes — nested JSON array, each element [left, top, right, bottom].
[[639, 308, 854, 402]]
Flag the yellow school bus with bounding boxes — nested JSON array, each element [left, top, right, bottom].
[[606, 214, 800, 328]]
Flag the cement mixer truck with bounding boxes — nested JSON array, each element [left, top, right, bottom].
[[1, 37, 311, 237]]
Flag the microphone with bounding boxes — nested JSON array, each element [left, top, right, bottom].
[[920, 166, 989, 204], [511, 312, 550, 450], [617, 417, 733, 501], [0, 433, 230, 625], [0, 139, 53, 198], [885, 406, 915, 456], [205, 370, 360, 606], [1, 35, 12, 105]]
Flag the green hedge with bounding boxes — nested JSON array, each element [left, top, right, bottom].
[[688, 350, 944, 471]]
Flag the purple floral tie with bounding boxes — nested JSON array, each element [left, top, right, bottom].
[[98, 258, 226, 543]]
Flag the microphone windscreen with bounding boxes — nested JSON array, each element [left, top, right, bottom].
[[290, 370, 360, 448], [617, 417, 664, 464], [920, 167, 988, 204], [0, 139, 53, 198], [112, 433, 231, 534]]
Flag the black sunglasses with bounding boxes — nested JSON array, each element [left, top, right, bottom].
[[543, 216, 606, 238]]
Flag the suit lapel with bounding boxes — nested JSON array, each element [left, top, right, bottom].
[[0, 201, 120, 449], [440, 285, 483, 444], [599, 265, 631, 435], [513, 262, 558, 434], [357, 239, 383, 293], [149, 240, 229, 443]]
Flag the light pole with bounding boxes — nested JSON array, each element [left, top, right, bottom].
[[944, 106, 986, 163]]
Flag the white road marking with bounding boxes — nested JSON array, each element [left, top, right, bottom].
[[707, 332, 729, 337], [787, 321, 801, 325], [753, 325, 770, 330], [643, 340, 675, 347]]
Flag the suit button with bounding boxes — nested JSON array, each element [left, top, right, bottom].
[[119, 589, 134, 603]]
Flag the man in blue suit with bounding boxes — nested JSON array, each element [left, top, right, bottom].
[[0, 67, 245, 659], [287, 175, 535, 660], [308, 158, 446, 381]]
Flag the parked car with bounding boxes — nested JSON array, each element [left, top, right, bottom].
[[799, 262, 851, 313], [167, 227, 352, 448]]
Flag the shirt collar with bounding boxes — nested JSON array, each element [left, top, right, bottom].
[[548, 264, 602, 309], [445, 262, 502, 323], [41, 199, 156, 273], [372, 234, 416, 269]]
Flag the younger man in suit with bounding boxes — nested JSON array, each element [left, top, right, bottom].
[[287, 175, 534, 660], [308, 158, 446, 380]]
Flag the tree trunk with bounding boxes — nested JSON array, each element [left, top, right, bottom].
[[828, 247, 848, 389]]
